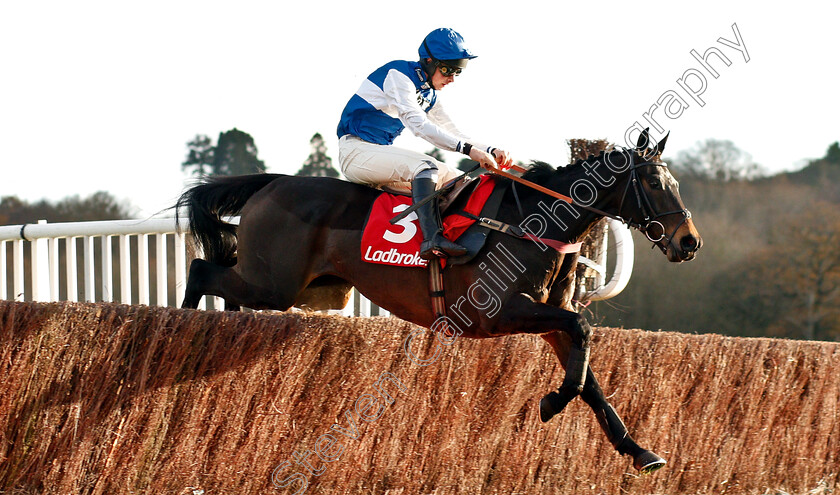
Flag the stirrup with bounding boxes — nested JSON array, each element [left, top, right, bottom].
[[420, 247, 446, 260], [420, 234, 466, 260]]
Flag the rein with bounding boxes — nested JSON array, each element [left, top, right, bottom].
[[485, 151, 691, 254], [484, 163, 619, 222]]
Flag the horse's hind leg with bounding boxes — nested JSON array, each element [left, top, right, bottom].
[[540, 331, 666, 474], [498, 294, 593, 417], [182, 259, 232, 309], [182, 258, 295, 311]]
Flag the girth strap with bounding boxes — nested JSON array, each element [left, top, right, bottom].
[[455, 211, 583, 254], [428, 258, 447, 320]]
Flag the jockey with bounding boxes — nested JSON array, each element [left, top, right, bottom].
[[337, 27, 512, 260]]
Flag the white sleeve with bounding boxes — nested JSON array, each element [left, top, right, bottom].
[[382, 69, 462, 152], [427, 102, 490, 153]]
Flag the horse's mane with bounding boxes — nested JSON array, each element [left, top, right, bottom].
[[520, 150, 616, 184], [518, 147, 659, 185], [520, 161, 558, 183]]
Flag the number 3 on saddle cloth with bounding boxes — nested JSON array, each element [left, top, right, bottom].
[[361, 175, 503, 268]]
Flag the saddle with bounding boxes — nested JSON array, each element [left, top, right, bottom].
[[442, 175, 510, 265], [361, 175, 510, 268]]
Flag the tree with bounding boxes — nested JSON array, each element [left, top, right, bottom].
[[0, 192, 133, 224], [213, 128, 266, 176], [825, 141, 840, 165], [713, 202, 840, 341], [670, 138, 763, 181], [295, 133, 339, 178], [182, 134, 214, 176], [182, 128, 266, 176]]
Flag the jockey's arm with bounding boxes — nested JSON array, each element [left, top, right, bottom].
[[383, 70, 511, 169], [427, 100, 513, 170]]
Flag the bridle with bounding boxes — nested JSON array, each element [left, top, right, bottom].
[[486, 149, 691, 254], [615, 151, 692, 254]]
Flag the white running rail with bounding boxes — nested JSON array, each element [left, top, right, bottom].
[[582, 218, 635, 301], [1, 218, 192, 307], [0, 217, 632, 312]]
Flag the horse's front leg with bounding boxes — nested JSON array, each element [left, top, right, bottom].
[[496, 293, 593, 417], [541, 331, 666, 474]]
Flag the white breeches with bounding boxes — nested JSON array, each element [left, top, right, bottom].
[[338, 135, 461, 193]]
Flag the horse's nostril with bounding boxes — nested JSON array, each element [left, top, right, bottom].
[[680, 235, 698, 252]]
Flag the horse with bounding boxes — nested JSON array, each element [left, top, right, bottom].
[[175, 129, 701, 474]]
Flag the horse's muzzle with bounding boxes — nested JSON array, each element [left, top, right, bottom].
[[667, 233, 701, 262]]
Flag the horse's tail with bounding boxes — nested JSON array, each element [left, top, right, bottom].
[[175, 173, 282, 266]]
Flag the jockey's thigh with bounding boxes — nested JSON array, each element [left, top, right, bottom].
[[339, 135, 460, 193]]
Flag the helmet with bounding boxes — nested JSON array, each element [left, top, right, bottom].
[[418, 28, 477, 68]]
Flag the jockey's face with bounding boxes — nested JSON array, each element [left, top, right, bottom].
[[426, 59, 457, 90], [431, 68, 455, 90]]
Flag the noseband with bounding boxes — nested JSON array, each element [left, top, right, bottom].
[[616, 152, 691, 254]]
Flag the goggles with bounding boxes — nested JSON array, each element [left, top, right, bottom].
[[437, 63, 462, 77]]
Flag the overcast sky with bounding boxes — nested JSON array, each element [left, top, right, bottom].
[[2, 1, 838, 217]]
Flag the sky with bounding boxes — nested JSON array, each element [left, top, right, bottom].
[[2, 1, 838, 218]]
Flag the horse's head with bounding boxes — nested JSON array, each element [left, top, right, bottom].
[[604, 129, 702, 262]]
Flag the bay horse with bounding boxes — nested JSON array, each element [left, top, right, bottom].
[[175, 130, 701, 474]]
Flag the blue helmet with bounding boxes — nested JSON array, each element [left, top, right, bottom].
[[418, 28, 477, 68]]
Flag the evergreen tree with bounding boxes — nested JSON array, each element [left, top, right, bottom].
[[182, 134, 214, 176], [212, 128, 266, 176], [295, 133, 339, 177], [182, 128, 266, 176]]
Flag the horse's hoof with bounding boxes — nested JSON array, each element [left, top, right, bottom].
[[539, 390, 574, 423], [539, 395, 555, 423], [633, 450, 666, 474]]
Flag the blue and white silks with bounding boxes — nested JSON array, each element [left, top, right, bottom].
[[336, 60, 477, 153]]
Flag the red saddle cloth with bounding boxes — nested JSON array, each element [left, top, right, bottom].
[[361, 175, 496, 267]]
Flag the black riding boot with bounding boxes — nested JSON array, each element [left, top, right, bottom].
[[412, 177, 467, 260]]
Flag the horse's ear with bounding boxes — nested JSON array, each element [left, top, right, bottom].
[[654, 131, 670, 156], [636, 127, 651, 150]]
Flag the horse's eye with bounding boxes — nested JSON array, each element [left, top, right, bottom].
[[648, 179, 661, 189]]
